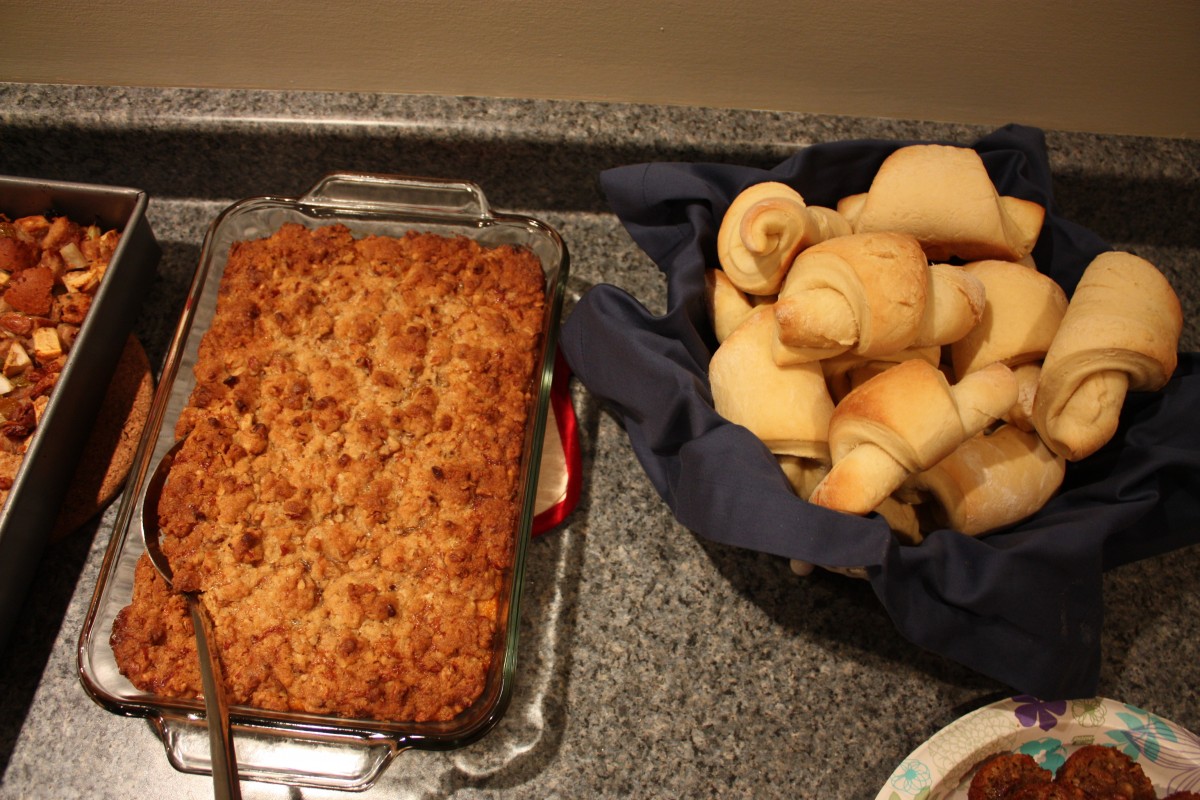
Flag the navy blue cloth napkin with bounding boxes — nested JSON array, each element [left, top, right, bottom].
[[559, 124, 1200, 699]]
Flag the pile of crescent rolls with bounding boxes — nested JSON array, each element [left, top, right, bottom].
[[706, 143, 1183, 553]]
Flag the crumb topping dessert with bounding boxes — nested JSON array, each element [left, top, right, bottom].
[[112, 223, 545, 722]]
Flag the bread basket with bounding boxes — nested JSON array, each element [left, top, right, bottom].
[[559, 124, 1200, 699]]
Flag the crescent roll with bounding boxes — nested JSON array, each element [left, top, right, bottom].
[[906, 423, 1066, 536], [838, 144, 1045, 263], [777, 455, 829, 500], [709, 306, 835, 461], [808, 359, 1018, 515], [773, 231, 929, 364], [716, 182, 851, 296], [705, 268, 763, 343], [1032, 251, 1182, 461], [911, 263, 987, 348], [789, 492, 921, 579], [1003, 361, 1043, 432], [821, 345, 941, 404], [950, 259, 1069, 378]]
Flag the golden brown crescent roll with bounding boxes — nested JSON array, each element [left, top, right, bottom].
[[705, 268, 762, 343], [709, 306, 835, 460], [789, 493, 920, 578], [874, 496, 923, 545], [790, 476, 924, 578], [950, 259, 1069, 378], [907, 424, 1066, 536], [777, 455, 829, 500], [780, 456, 921, 545], [773, 231, 929, 363], [838, 144, 1045, 262], [911, 263, 987, 348], [821, 345, 941, 403], [808, 359, 1018, 515], [1032, 251, 1182, 461], [781, 454, 923, 553], [805, 205, 853, 242], [1003, 361, 1042, 432], [836, 192, 866, 225], [781, 457, 828, 578], [716, 182, 851, 296]]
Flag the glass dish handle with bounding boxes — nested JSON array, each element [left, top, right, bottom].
[[153, 712, 401, 791], [301, 172, 492, 219]]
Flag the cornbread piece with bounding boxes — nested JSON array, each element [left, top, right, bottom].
[[112, 224, 545, 722], [1006, 784, 1085, 799], [0, 214, 120, 511], [968, 752, 1053, 800], [1054, 744, 1155, 800]]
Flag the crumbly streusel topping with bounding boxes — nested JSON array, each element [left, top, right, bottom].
[[112, 223, 544, 722]]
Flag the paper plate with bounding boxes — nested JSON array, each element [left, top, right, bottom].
[[876, 696, 1200, 799]]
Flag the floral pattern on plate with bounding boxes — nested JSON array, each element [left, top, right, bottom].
[[877, 696, 1200, 800]]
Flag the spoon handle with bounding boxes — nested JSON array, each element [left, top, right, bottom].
[[189, 598, 242, 800]]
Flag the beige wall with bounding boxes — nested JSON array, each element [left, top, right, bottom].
[[3, 0, 1197, 139]]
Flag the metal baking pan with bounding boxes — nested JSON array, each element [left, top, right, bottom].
[[0, 175, 161, 654], [77, 173, 569, 790]]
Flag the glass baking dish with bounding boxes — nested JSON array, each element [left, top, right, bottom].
[[77, 173, 569, 790]]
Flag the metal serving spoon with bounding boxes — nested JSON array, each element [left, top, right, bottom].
[[142, 441, 243, 800]]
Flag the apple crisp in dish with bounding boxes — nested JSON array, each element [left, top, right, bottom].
[[112, 223, 545, 723]]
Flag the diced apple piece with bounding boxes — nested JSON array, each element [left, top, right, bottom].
[[60, 241, 88, 270], [60, 269, 99, 294], [32, 327, 63, 361], [32, 395, 49, 424], [3, 341, 31, 376]]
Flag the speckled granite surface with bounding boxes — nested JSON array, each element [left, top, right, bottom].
[[0, 83, 1197, 799]]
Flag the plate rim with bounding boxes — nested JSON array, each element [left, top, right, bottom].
[[875, 695, 1200, 800]]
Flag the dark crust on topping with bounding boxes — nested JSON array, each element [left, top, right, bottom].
[[966, 744, 1164, 800], [968, 752, 1053, 800], [1054, 745, 1156, 800]]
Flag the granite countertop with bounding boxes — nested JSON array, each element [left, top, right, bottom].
[[1, 83, 1198, 799]]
